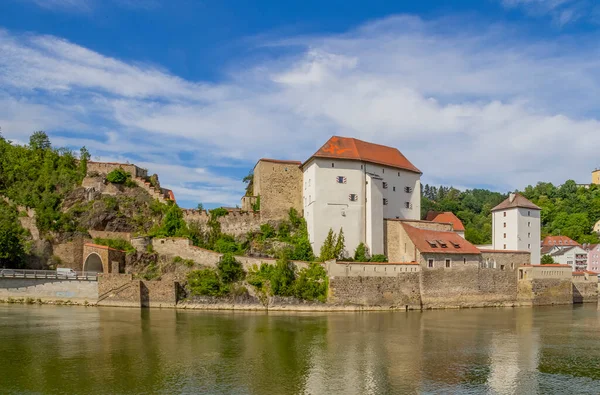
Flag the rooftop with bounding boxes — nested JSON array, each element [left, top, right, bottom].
[[491, 193, 541, 212], [401, 223, 481, 255], [542, 235, 580, 247], [257, 158, 302, 166], [430, 212, 465, 231], [303, 136, 421, 174]]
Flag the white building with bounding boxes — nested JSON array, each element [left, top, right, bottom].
[[550, 245, 588, 272], [302, 136, 421, 257], [491, 193, 541, 265]]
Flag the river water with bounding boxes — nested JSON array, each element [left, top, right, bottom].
[[0, 304, 599, 394]]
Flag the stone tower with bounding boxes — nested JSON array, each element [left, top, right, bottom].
[[491, 193, 541, 265]]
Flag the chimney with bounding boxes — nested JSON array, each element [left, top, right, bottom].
[[509, 193, 516, 203]]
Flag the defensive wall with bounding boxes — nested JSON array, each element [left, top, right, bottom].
[[517, 265, 573, 305], [86, 161, 148, 178], [572, 271, 599, 303], [182, 210, 262, 237], [97, 274, 177, 308], [0, 278, 98, 302], [151, 237, 309, 270], [251, 159, 303, 221]]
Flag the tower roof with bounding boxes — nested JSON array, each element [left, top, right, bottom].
[[302, 136, 421, 174], [430, 212, 465, 232], [491, 193, 540, 212]]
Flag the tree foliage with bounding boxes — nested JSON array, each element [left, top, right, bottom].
[[0, 203, 26, 268], [319, 228, 346, 261], [106, 168, 130, 184], [540, 255, 555, 264], [243, 171, 254, 197], [354, 242, 368, 262], [217, 253, 245, 283]]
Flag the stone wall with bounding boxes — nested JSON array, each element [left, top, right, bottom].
[[253, 159, 303, 221], [53, 237, 90, 270], [518, 279, 573, 306], [140, 280, 177, 308], [82, 244, 126, 273], [151, 238, 309, 270], [328, 274, 421, 309], [420, 255, 518, 308], [480, 250, 530, 271], [182, 210, 262, 237], [572, 274, 599, 303], [97, 273, 141, 307], [327, 261, 420, 277], [0, 278, 98, 301], [86, 161, 147, 178]]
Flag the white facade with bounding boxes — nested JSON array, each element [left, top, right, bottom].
[[303, 158, 420, 257], [492, 206, 541, 265], [551, 246, 588, 272]]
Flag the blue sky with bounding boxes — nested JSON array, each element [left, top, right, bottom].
[[2, 0, 600, 208]]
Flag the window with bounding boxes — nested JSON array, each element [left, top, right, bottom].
[[349, 194, 358, 202], [445, 259, 451, 268], [463, 258, 466, 264], [383, 198, 388, 205], [393, 186, 396, 191], [528, 211, 531, 216], [404, 186, 413, 193], [428, 259, 434, 268], [511, 263, 514, 269], [501, 265, 505, 271], [331, 163, 335, 168], [404, 202, 413, 209], [308, 179, 311, 187], [504, 222, 506, 228], [382, 182, 388, 189], [528, 244, 531, 249], [398, 172, 401, 176], [382, 168, 385, 174], [504, 233, 506, 239], [528, 233, 531, 238], [503, 244, 507, 250], [504, 212, 506, 217], [361, 165, 363, 169], [336, 176, 347, 184]]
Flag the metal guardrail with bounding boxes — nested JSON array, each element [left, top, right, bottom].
[[0, 269, 98, 281]]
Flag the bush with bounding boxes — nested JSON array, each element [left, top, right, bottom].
[[541, 255, 555, 264], [370, 254, 388, 263], [251, 195, 260, 212], [173, 256, 194, 267], [214, 235, 243, 254], [141, 262, 160, 280], [260, 223, 276, 240], [106, 168, 130, 184], [187, 269, 227, 296], [354, 242, 368, 262], [294, 262, 328, 302], [210, 207, 229, 218], [93, 237, 136, 254], [218, 253, 245, 283]]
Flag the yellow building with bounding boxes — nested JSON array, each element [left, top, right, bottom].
[[593, 169, 600, 185]]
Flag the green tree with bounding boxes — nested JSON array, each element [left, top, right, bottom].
[[354, 242, 368, 262], [106, 168, 130, 184], [541, 255, 555, 264], [333, 228, 345, 259], [196, 203, 204, 211], [319, 228, 336, 261], [0, 204, 25, 268], [217, 253, 245, 283], [294, 262, 328, 302], [243, 171, 254, 196], [29, 131, 51, 151], [187, 269, 226, 296]]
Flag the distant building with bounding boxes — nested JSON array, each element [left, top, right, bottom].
[[550, 245, 588, 272], [541, 235, 580, 247], [584, 244, 600, 272], [302, 136, 421, 256], [491, 193, 541, 265], [593, 219, 600, 234], [593, 169, 600, 185]]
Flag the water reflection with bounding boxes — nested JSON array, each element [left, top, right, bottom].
[[0, 305, 599, 394]]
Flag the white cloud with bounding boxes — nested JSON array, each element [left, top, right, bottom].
[[2, 15, 600, 207], [500, 0, 594, 25], [17, 0, 159, 13]]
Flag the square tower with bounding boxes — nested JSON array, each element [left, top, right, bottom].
[[491, 193, 541, 264]]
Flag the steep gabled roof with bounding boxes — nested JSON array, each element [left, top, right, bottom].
[[491, 193, 541, 212], [303, 136, 421, 174], [401, 223, 481, 255], [431, 212, 465, 232]]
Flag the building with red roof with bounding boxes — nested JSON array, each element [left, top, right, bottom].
[[425, 211, 466, 238]]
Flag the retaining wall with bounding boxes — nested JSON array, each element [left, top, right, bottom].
[[0, 278, 98, 301], [572, 276, 599, 303], [97, 274, 177, 308], [182, 210, 262, 237], [329, 274, 421, 308]]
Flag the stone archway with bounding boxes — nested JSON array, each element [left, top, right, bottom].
[[83, 253, 104, 273]]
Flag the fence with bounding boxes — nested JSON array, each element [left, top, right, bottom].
[[0, 269, 98, 281]]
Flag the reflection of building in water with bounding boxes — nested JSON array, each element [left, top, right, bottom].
[[487, 309, 540, 394], [302, 313, 423, 394]]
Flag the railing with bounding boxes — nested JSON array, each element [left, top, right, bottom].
[[0, 269, 99, 281]]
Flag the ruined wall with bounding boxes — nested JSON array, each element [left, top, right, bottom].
[[152, 238, 309, 270], [97, 273, 141, 307], [254, 160, 303, 221], [86, 161, 147, 178], [329, 274, 421, 308], [572, 275, 599, 303], [0, 278, 98, 301], [420, 254, 518, 308], [88, 230, 132, 241], [182, 210, 262, 237]]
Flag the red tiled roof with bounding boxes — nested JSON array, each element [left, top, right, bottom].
[[491, 193, 541, 212], [303, 136, 421, 173], [522, 264, 571, 267], [542, 235, 580, 247], [573, 271, 598, 276], [424, 210, 440, 221], [401, 223, 481, 255], [431, 212, 465, 231], [479, 249, 530, 254]]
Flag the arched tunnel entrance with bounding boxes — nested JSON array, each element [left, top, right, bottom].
[[83, 253, 104, 273]]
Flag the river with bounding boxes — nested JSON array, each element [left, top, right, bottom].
[[0, 304, 599, 394]]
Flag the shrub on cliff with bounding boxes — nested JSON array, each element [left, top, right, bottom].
[[187, 269, 227, 297], [218, 253, 245, 283], [106, 168, 130, 184], [294, 262, 328, 302]]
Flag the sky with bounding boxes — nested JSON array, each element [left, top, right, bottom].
[[2, 0, 600, 209]]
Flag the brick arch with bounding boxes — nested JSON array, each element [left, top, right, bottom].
[[84, 252, 104, 273], [82, 243, 126, 274]]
